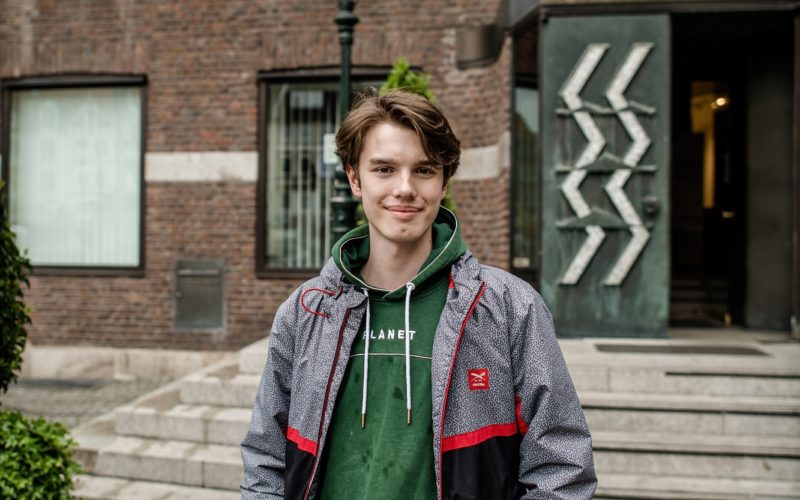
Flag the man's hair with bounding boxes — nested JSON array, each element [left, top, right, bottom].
[[335, 87, 460, 182]]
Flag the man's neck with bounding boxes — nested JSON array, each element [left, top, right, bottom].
[[361, 231, 433, 290]]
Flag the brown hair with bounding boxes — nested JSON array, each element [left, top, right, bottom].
[[335, 87, 460, 182]]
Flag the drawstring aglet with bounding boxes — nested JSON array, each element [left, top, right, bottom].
[[361, 413, 366, 429], [407, 409, 412, 425]]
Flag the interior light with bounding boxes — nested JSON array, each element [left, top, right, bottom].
[[715, 97, 727, 107]]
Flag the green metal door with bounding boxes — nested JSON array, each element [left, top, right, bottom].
[[540, 15, 670, 337]]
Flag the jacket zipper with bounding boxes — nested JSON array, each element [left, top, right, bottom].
[[438, 282, 486, 500], [302, 308, 351, 500]]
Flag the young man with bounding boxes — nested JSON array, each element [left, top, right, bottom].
[[241, 89, 596, 499]]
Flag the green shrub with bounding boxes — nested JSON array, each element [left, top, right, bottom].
[[380, 57, 436, 103], [0, 410, 81, 499], [0, 181, 81, 497], [0, 179, 32, 396]]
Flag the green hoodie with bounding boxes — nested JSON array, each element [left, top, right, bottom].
[[319, 208, 466, 499]]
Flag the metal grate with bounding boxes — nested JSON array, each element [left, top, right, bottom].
[[174, 260, 225, 330]]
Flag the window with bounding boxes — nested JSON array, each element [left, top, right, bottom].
[[1, 76, 145, 272], [265, 81, 340, 271], [512, 85, 539, 276], [257, 70, 384, 275], [511, 26, 540, 284]]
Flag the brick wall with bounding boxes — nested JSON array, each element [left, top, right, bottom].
[[452, 168, 511, 270], [28, 183, 300, 349], [448, 37, 512, 268], [0, 0, 507, 151], [1, 0, 512, 350]]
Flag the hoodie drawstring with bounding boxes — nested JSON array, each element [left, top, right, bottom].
[[360, 283, 415, 428], [361, 289, 370, 428], [404, 282, 415, 425]]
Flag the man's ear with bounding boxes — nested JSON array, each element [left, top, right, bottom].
[[345, 165, 362, 197]]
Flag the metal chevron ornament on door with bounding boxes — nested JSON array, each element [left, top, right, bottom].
[[557, 41, 656, 287], [541, 14, 670, 337]]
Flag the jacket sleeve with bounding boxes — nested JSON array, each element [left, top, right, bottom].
[[511, 290, 597, 499], [240, 290, 299, 500]]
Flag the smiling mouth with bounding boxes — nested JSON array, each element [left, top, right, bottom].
[[386, 206, 421, 213], [385, 206, 421, 220]]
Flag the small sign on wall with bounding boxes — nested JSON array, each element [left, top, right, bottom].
[[323, 133, 338, 165], [175, 260, 225, 330]]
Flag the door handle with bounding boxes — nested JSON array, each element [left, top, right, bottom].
[[642, 194, 661, 216]]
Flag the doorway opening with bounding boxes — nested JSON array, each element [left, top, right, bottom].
[[670, 11, 794, 329]]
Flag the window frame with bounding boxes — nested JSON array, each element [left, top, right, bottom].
[[0, 74, 148, 277], [255, 66, 389, 279], [510, 20, 541, 287]]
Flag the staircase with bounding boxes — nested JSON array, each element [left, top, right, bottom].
[[563, 338, 800, 499], [72, 336, 800, 499], [72, 339, 269, 499], [670, 276, 731, 327]]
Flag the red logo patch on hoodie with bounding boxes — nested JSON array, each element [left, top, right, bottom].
[[468, 368, 489, 391]]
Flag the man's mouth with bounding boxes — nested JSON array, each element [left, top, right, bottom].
[[385, 205, 422, 220], [385, 206, 421, 213]]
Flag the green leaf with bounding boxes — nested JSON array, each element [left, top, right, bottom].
[[380, 57, 436, 103]]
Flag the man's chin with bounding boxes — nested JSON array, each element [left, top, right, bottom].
[[378, 228, 431, 246]]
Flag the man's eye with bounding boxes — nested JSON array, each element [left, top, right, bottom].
[[375, 166, 393, 174], [417, 167, 436, 176]]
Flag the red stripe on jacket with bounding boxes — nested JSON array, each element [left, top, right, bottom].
[[441, 422, 518, 453], [287, 426, 318, 456], [515, 394, 530, 435]]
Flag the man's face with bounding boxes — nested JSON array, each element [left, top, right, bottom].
[[346, 121, 446, 250]]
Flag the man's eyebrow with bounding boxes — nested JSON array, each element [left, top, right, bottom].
[[367, 157, 437, 167], [416, 159, 438, 167], [368, 157, 399, 166]]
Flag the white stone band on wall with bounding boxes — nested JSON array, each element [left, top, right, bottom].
[[144, 134, 509, 183], [145, 152, 259, 182], [453, 131, 510, 181]]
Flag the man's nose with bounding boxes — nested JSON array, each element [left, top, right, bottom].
[[393, 171, 416, 198]]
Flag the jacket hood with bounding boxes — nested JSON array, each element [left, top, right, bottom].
[[330, 206, 467, 300]]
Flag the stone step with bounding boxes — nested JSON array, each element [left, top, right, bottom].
[[239, 338, 268, 375], [72, 474, 240, 499], [570, 364, 800, 397], [86, 436, 242, 491], [582, 391, 800, 413], [582, 391, 800, 437], [115, 388, 251, 446], [179, 362, 260, 408], [594, 473, 800, 499], [593, 430, 800, 457], [593, 431, 800, 481]]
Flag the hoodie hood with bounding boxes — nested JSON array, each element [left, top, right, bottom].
[[329, 206, 467, 430], [331, 206, 466, 300]]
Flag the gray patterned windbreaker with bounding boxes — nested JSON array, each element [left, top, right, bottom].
[[241, 250, 597, 500]]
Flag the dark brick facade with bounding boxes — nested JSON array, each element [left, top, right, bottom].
[[28, 183, 300, 350], [453, 168, 510, 270], [1, 0, 512, 350]]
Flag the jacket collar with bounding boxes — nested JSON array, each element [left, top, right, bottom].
[[321, 250, 481, 297]]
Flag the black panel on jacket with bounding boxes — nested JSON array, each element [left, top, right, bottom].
[[441, 434, 526, 500], [285, 440, 315, 500]]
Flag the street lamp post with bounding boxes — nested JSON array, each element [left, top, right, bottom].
[[331, 0, 359, 244]]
